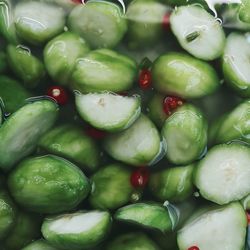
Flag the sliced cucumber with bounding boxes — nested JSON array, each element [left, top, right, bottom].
[[68, 1, 127, 49], [75, 92, 141, 132], [170, 5, 225, 60], [177, 202, 247, 250], [22, 240, 59, 250], [44, 32, 90, 86], [222, 33, 250, 97], [195, 143, 250, 205], [71, 49, 137, 93], [42, 210, 112, 250], [114, 203, 172, 233], [162, 104, 208, 165], [152, 52, 220, 99], [14, 1, 65, 45], [0, 99, 58, 171], [104, 114, 164, 166]]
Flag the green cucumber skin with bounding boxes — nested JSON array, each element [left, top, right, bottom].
[[0, 51, 7, 73], [71, 49, 137, 93], [44, 32, 90, 86], [162, 104, 208, 165], [106, 232, 160, 250], [42, 210, 112, 250], [89, 164, 133, 210], [8, 155, 90, 214], [68, 1, 127, 49], [7, 45, 45, 89], [152, 52, 220, 99], [0, 100, 58, 171], [115, 203, 172, 233], [242, 195, 250, 210], [39, 124, 100, 172], [21, 240, 59, 250], [239, 0, 250, 23], [149, 164, 195, 203]]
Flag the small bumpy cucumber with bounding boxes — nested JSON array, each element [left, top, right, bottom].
[[68, 0, 127, 49], [162, 104, 208, 165], [0, 99, 58, 171], [104, 114, 164, 166], [195, 143, 250, 205], [152, 52, 219, 99], [222, 33, 250, 97], [14, 1, 65, 45], [177, 202, 247, 250], [42, 210, 112, 250], [75, 92, 141, 132], [22, 240, 58, 250], [115, 203, 172, 232], [239, 0, 250, 23], [170, 5, 226, 60]]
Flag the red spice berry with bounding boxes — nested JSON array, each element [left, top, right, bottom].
[[246, 211, 250, 224], [130, 167, 150, 188], [162, 12, 171, 31], [139, 69, 152, 89], [46, 86, 69, 105], [188, 246, 200, 250], [86, 126, 106, 139], [163, 96, 184, 115]]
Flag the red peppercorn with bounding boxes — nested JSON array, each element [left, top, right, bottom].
[[188, 246, 200, 250], [246, 211, 250, 224], [139, 69, 152, 89], [130, 167, 150, 188], [163, 96, 184, 115], [162, 12, 171, 31], [86, 126, 106, 139], [46, 86, 69, 105]]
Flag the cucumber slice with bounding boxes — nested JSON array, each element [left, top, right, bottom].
[[14, 1, 65, 45], [152, 52, 220, 99], [195, 143, 250, 205], [162, 104, 208, 165], [71, 49, 137, 93], [68, 1, 127, 49], [104, 114, 164, 166], [38, 124, 100, 172], [239, 0, 250, 23], [177, 202, 247, 250], [115, 203, 172, 232], [44, 32, 90, 86], [7, 45, 45, 89], [42, 210, 112, 250], [22, 240, 59, 250], [0, 99, 58, 171], [8, 155, 90, 214], [75, 92, 141, 132], [222, 33, 250, 97], [170, 5, 226, 61]]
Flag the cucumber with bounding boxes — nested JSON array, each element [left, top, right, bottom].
[[7, 45, 45, 89], [0, 75, 30, 113], [44, 32, 90, 86], [152, 52, 220, 99], [106, 232, 160, 250], [38, 124, 100, 172], [75, 92, 141, 132], [239, 0, 250, 23], [8, 155, 90, 214], [41, 210, 112, 250], [0, 99, 58, 171], [0, 51, 7, 73], [22, 240, 59, 250], [104, 114, 164, 166], [0, 102, 3, 125], [242, 194, 250, 210], [114, 203, 172, 232], [195, 143, 250, 205], [170, 5, 226, 61], [177, 202, 247, 250], [89, 164, 133, 210], [71, 49, 137, 93], [222, 33, 250, 97], [14, 1, 65, 45], [162, 104, 208, 165], [68, 0, 127, 49], [149, 164, 195, 202], [211, 100, 250, 144]]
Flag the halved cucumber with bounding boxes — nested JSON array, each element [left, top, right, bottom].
[[104, 114, 164, 166], [222, 33, 250, 97], [114, 203, 172, 233], [177, 202, 247, 250], [75, 92, 141, 132], [170, 5, 226, 60], [0, 99, 58, 171], [42, 210, 112, 250], [22, 240, 58, 250], [195, 143, 250, 205]]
